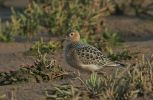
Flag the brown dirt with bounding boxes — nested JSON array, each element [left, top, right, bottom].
[[0, 15, 153, 99], [0, 43, 33, 72], [105, 16, 153, 41]]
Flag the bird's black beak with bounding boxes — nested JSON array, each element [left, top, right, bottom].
[[60, 36, 68, 42], [64, 36, 68, 40]]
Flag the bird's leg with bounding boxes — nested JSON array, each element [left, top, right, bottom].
[[97, 71, 105, 75], [97, 69, 107, 76], [72, 69, 81, 79], [77, 69, 81, 77]]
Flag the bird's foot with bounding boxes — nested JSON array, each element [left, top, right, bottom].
[[72, 70, 81, 79]]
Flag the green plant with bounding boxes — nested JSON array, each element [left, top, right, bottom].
[[124, 55, 153, 99], [113, 0, 153, 17], [46, 84, 81, 100], [10, 2, 43, 38], [0, 19, 13, 42], [99, 68, 129, 100], [102, 28, 123, 54], [30, 51, 64, 82], [108, 49, 138, 61], [99, 55, 153, 100], [86, 72, 103, 95], [27, 38, 61, 56], [0, 2, 44, 41]]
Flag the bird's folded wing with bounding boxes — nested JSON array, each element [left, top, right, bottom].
[[75, 45, 109, 66]]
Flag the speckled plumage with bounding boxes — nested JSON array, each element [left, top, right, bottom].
[[64, 30, 122, 72]]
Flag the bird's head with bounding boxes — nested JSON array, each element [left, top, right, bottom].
[[66, 29, 80, 43]]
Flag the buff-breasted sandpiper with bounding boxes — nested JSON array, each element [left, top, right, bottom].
[[64, 29, 124, 72]]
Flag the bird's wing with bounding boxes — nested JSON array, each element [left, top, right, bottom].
[[75, 44, 110, 66]]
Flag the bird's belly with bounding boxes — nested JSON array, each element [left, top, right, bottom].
[[80, 64, 100, 71], [66, 55, 100, 71]]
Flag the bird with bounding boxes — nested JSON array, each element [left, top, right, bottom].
[[64, 29, 124, 73]]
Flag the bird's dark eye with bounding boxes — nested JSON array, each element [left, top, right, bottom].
[[69, 33, 74, 36]]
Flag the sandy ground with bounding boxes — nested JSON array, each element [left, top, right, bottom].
[[105, 16, 153, 41]]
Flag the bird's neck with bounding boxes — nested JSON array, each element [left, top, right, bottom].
[[71, 41, 80, 44], [66, 39, 80, 44]]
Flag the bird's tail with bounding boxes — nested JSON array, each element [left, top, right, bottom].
[[106, 61, 125, 67]]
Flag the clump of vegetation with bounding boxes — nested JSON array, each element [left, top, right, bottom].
[[10, 2, 43, 38], [0, 1, 43, 42], [27, 38, 62, 56], [123, 55, 153, 99], [0, 19, 13, 42], [46, 84, 82, 100], [101, 28, 123, 54], [45, 73, 103, 100], [0, 2, 43, 42], [85, 72, 103, 96], [0, 52, 65, 85], [108, 49, 138, 61], [97, 55, 153, 99], [113, 0, 153, 17]]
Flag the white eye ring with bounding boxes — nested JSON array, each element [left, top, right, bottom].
[[70, 33, 74, 36]]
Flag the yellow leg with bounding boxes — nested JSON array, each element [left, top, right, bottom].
[[77, 70, 81, 77]]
